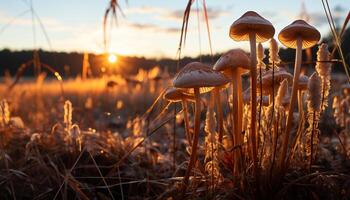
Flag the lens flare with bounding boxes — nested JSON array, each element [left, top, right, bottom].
[[108, 54, 117, 63]]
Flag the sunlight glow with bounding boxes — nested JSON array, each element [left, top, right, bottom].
[[108, 54, 117, 63]]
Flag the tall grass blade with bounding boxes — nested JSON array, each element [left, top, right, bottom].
[[321, 0, 350, 83]]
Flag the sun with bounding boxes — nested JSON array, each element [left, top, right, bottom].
[[108, 54, 117, 63]]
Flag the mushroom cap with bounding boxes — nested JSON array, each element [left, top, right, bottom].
[[298, 74, 309, 91], [278, 20, 320, 49], [229, 11, 275, 42], [173, 62, 230, 94], [243, 88, 269, 106], [213, 49, 250, 75], [260, 68, 293, 89], [163, 87, 195, 102]]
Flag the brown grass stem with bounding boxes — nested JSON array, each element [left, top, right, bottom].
[[214, 88, 224, 144], [182, 87, 201, 195]]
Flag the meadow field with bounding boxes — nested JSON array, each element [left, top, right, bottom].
[[1, 0, 350, 199]]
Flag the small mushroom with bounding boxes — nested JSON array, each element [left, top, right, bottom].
[[164, 87, 195, 145], [214, 49, 250, 146], [173, 62, 229, 189], [243, 88, 269, 107], [298, 75, 309, 119], [230, 11, 275, 175], [260, 68, 293, 104], [278, 19, 320, 171], [298, 75, 309, 91]]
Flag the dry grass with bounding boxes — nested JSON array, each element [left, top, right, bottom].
[[0, 1, 350, 199], [0, 62, 349, 199]]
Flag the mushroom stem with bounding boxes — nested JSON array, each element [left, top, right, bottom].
[[214, 88, 224, 144], [232, 70, 241, 175], [182, 87, 201, 191], [237, 74, 243, 144], [182, 99, 192, 145], [249, 32, 259, 180], [258, 65, 263, 149], [173, 103, 177, 171], [280, 36, 302, 172]]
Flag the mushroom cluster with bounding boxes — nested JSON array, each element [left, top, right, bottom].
[[163, 10, 335, 193]]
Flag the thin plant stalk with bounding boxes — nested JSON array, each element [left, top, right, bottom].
[[214, 88, 224, 144], [286, 115, 305, 166], [237, 74, 243, 143], [268, 61, 276, 179], [182, 88, 201, 193], [271, 61, 276, 123], [309, 111, 316, 172], [182, 99, 192, 145], [232, 70, 241, 175], [225, 89, 235, 145], [270, 111, 279, 180], [173, 104, 177, 171], [258, 63, 263, 148], [280, 36, 302, 172], [298, 91, 304, 120]]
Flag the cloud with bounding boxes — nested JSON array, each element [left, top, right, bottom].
[[309, 8, 346, 27], [259, 4, 347, 28], [124, 5, 229, 22], [165, 7, 229, 22], [125, 6, 165, 15], [0, 10, 79, 33], [124, 22, 180, 33]]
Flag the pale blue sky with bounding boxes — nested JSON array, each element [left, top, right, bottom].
[[0, 0, 348, 58]]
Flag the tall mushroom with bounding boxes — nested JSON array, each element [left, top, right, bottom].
[[214, 48, 250, 175], [229, 11, 275, 178], [278, 20, 320, 171], [214, 49, 250, 141], [173, 62, 229, 191]]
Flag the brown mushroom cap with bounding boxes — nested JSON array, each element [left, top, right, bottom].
[[260, 68, 293, 89], [213, 49, 250, 75], [278, 20, 320, 49], [173, 62, 230, 94], [243, 87, 269, 106], [298, 74, 309, 91], [229, 11, 275, 42], [163, 87, 195, 102]]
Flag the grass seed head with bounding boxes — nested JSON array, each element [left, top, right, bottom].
[[0, 99, 10, 127], [275, 79, 289, 108], [269, 38, 281, 64], [307, 72, 322, 112], [64, 100, 73, 129]]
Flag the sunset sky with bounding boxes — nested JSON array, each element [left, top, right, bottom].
[[0, 0, 348, 58]]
